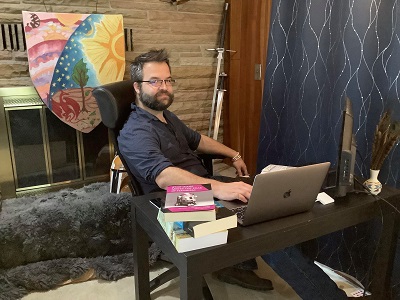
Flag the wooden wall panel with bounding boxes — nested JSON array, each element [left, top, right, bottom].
[[224, 0, 272, 174]]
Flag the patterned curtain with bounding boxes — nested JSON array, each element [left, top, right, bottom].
[[257, 0, 400, 188], [257, 1, 400, 297]]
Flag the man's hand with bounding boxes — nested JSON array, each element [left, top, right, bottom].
[[233, 158, 249, 177], [156, 166, 252, 202], [211, 180, 252, 203]]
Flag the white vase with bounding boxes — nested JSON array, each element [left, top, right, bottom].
[[363, 169, 382, 195]]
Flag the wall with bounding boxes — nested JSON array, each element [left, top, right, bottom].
[[225, 0, 271, 174], [0, 0, 225, 133]]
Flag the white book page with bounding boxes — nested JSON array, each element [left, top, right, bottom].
[[261, 164, 296, 173]]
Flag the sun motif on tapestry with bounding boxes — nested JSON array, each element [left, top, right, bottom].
[[22, 12, 125, 133]]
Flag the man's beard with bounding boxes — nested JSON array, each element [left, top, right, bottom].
[[138, 88, 174, 111]]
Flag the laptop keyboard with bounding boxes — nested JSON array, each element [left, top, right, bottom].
[[230, 206, 247, 223]]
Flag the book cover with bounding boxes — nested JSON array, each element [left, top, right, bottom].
[[165, 184, 215, 212], [183, 206, 237, 238], [157, 209, 227, 253]]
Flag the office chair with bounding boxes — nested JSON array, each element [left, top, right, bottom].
[[93, 80, 214, 298]]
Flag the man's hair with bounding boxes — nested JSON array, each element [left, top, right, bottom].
[[130, 49, 171, 82]]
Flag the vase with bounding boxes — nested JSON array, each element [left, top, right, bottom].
[[363, 169, 382, 195]]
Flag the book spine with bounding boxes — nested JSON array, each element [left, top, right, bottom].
[[167, 204, 215, 212]]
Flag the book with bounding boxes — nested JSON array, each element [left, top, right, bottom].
[[157, 209, 228, 253], [183, 205, 237, 238], [150, 196, 216, 222], [165, 184, 215, 212], [162, 207, 216, 222], [314, 261, 371, 297], [261, 164, 296, 173]]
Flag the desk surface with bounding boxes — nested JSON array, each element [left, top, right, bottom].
[[132, 185, 400, 299]]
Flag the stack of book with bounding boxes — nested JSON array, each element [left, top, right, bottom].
[[156, 184, 237, 253]]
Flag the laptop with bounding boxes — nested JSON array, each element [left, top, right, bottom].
[[221, 162, 331, 226]]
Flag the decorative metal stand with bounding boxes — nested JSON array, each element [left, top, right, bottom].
[[207, 2, 236, 139]]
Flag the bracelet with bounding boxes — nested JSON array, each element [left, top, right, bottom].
[[231, 152, 241, 162]]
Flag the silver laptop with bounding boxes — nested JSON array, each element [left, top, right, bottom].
[[221, 162, 331, 226]]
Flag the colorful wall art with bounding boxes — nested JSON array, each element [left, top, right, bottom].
[[22, 12, 125, 133]]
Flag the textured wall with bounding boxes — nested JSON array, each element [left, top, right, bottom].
[[0, 0, 225, 133]]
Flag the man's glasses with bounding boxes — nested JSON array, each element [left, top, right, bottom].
[[136, 79, 176, 88]]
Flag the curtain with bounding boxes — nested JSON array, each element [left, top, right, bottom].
[[257, 1, 400, 297], [257, 0, 400, 188]]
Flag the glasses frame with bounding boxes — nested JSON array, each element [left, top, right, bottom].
[[136, 79, 176, 88]]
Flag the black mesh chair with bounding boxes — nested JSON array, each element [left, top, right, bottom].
[[93, 80, 214, 298]]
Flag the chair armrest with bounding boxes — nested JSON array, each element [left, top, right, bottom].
[[197, 153, 226, 176]]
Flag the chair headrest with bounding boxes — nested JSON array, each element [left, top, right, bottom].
[[93, 80, 135, 130]]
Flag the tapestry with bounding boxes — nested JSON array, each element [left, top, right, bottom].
[[22, 12, 125, 133]]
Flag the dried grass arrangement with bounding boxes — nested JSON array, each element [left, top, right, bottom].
[[370, 111, 400, 170]]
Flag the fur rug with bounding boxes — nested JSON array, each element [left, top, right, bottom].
[[0, 182, 162, 300]]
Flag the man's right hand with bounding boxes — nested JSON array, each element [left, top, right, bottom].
[[211, 181, 252, 203], [156, 166, 252, 203]]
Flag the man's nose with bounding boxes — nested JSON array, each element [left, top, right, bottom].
[[159, 80, 169, 90]]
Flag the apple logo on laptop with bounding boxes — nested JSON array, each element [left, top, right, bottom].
[[283, 189, 292, 198]]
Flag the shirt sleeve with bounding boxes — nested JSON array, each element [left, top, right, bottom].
[[118, 124, 173, 185]]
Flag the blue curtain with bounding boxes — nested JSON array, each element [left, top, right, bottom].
[[257, 1, 400, 297], [257, 0, 400, 188]]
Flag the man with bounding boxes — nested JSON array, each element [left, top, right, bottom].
[[118, 50, 252, 201], [118, 48, 272, 291], [118, 49, 347, 299]]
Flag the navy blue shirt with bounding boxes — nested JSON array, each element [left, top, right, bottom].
[[118, 104, 209, 194]]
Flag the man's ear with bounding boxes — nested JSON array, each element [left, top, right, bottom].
[[133, 82, 140, 94]]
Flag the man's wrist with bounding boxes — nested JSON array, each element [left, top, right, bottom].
[[231, 152, 241, 162]]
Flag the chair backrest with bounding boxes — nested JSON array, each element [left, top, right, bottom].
[[93, 80, 144, 195]]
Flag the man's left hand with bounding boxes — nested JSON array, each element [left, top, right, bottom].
[[233, 158, 249, 177]]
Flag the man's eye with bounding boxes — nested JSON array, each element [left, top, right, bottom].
[[149, 80, 158, 85]]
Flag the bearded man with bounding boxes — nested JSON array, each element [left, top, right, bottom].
[[117, 49, 348, 299], [118, 49, 252, 201]]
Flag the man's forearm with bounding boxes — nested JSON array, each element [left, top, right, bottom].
[[155, 166, 217, 189], [196, 134, 238, 159], [156, 166, 252, 202]]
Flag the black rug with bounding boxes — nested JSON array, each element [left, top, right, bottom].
[[0, 182, 162, 300]]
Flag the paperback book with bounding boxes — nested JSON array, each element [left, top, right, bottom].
[[261, 164, 295, 173], [150, 196, 216, 222], [183, 205, 237, 238], [162, 208, 216, 222], [165, 184, 215, 212], [157, 209, 228, 253]]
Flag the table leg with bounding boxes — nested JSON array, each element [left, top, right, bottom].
[[369, 211, 399, 299], [132, 206, 151, 300], [179, 268, 205, 300]]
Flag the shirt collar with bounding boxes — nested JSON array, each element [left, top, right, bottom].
[[130, 103, 168, 123]]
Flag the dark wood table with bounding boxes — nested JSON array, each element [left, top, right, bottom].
[[131, 186, 400, 300]]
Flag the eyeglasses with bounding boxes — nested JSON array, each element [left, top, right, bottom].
[[136, 79, 176, 88]]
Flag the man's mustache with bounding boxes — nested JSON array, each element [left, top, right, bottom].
[[156, 91, 173, 98]]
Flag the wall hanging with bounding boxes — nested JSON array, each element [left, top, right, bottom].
[[22, 12, 125, 133]]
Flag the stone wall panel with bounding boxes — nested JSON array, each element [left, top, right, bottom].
[[0, 0, 224, 133]]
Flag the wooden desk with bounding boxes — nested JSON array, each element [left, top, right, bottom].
[[131, 187, 400, 300]]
